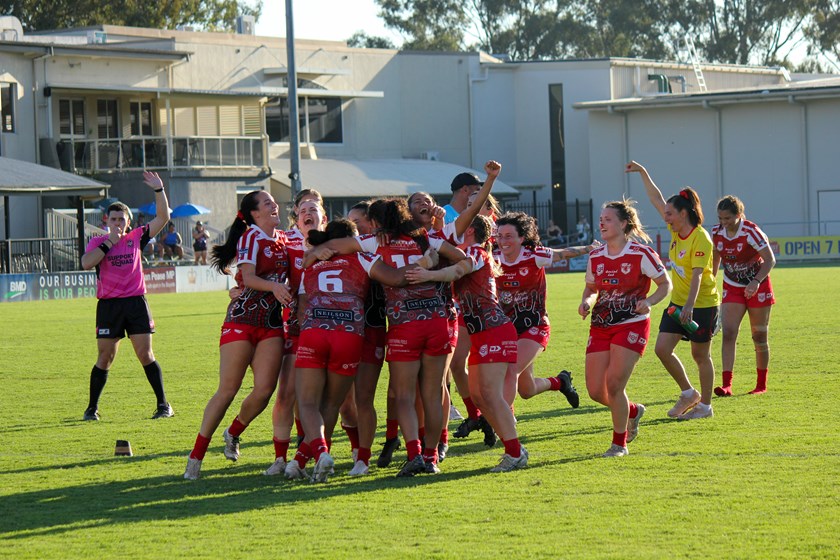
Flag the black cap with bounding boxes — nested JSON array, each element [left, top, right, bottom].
[[450, 172, 483, 192]]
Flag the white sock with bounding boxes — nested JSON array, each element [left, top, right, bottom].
[[694, 402, 711, 411], [681, 388, 696, 398]]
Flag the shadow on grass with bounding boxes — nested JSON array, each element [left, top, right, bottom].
[[1, 459, 556, 539]]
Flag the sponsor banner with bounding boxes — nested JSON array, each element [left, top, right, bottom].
[[770, 236, 840, 261], [175, 266, 231, 293], [0, 271, 99, 302], [547, 254, 589, 274], [0, 274, 38, 302], [144, 266, 176, 293]]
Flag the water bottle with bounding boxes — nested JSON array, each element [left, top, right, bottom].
[[667, 305, 699, 334]]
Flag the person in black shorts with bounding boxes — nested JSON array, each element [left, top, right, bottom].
[[80, 171, 174, 421]]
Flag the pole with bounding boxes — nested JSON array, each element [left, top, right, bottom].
[[285, 0, 302, 197], [76, 197, 85, 270]]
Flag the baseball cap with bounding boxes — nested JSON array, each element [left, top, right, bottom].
[[196, 220, 203, 225], [450, 172, 483, 192]]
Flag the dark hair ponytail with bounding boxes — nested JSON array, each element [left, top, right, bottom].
[[308, 219, 358, 246], [368, 198, 429, 253], [667, 187, 704, 227], [210, 190, 262, 275]]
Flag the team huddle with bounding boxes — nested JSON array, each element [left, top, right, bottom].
[[80, 161, 776, 482]]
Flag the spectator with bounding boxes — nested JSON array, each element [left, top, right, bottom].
[[192, 221, 211, 265], [162, 222, 184, 260], [576, 216, 591, 243], [546, 220, 566, 245]]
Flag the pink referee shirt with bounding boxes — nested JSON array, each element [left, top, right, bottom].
[[86, 225, 149, 299]]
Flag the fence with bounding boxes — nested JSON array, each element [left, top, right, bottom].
[[0, 238, 79, 274], [501, 199, 595, 245]]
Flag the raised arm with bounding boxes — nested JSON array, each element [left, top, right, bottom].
[[453, 160, 500, 237], [143, 172, 171, 237], [302, 237, 363, 268], [625, 161, 667, 221], [551, 241, 600, 263]]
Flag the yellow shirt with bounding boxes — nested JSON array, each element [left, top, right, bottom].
[[667, 224, 720, 308]]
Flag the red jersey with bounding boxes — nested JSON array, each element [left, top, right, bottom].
[[585, 241, 665, 328], [455, 245, 510, 334], [225, 225, 288, 329], [494, 245, 553, 334], [358, 233, 448, 326], [430, 222, 464, 246], [711, 219, 770, 287], [283, 228, 306, 337], [299, 252, 380, 336]]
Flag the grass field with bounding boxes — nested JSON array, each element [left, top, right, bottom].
[[1, 267, 838, 559]]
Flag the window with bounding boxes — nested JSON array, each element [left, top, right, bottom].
[[59, 99, 85, 138], [265, 78, 342, 144], [0, 83, 16, 133], [130, 101, 152, 136], [97, 99, 118, 138]]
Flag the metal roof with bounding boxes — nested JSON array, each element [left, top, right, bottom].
[[0, 157, 108, 197]]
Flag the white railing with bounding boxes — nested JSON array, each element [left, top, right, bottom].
[[45, 208, 107, 241]]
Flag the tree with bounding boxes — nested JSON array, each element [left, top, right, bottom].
[[1, 0, 262, 32], [376, 0, 467, 51], [346, 31, 396, 49], [803, 0, 840, 71]]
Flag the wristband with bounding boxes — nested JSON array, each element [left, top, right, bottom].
[[154, 188, 164, 193], [99, 242, 111, 254]]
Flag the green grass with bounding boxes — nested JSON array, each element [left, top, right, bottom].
[[1, 267, 838, 559]]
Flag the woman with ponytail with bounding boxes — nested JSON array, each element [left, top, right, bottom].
[[407, 214, 527, 472], [626, 161, 721, 421], [184, 191, 292, 480], [579, 199, 671, 457]]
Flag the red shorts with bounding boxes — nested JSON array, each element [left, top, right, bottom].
[[518, 323, 551, 349], [295, 329, 363, 376], [283, 334, 299, 354], [468, 323, 518, 365], [449, 317, 460, 348], [386, 316, 455, 362], [586, 319, 651, 356], [220, 322, 283, 347], [722, 279, 775, 308], [361, 326, 386, 366]]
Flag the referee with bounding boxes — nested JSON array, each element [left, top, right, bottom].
[[81, 172, 174, 421]]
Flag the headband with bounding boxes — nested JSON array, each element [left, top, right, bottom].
[[236, 211, 245, 221]]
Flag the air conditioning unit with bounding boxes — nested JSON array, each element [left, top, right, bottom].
[[420, 151, 440, 161], [86, 30, 107, 44], [236, 15, 256, 35], [176, 25, 195, 32]]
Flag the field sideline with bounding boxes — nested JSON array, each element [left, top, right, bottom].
[[1, 267, 838, 559]]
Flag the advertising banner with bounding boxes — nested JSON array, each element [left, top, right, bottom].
[[769, 237, 840, 262], [143, 266, 177, 293]]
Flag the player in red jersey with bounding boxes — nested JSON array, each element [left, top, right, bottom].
[[305, 198, 466, 476], [494, 212, 596, 407], [264, 195, 328, 477], [408, 214, 528, 472], [81, 172, 173, 421], [184, 191, 292, 480], [286, 219, 409, 482], [579, 200, 671, 457], [711, 195, 776, 396]]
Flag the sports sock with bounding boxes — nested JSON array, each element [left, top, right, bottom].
[[310, 437, 328, 461], [342, 425, 360, 450], [228, 416, 247, 437], [422, 447, 438, 464], [190, 433, 211, 460], [722, 370, 733, 388], [681, 387, 697, 398], [294, 417, 305, 440], [385, 418, 400, 440], [88, 365, 109, 409], [440, 427, 449, 445], [142, 361, 167, 406], [754, 368, 768, 391], [273, 438, 290, 461], [357, 447, 372, 465], [294, 441, 312, 468], [502, 438, 521, 458], [418, 426, 425, 442], [463, 397, 481, 420], [628, 402, 638, 419], [612, 430, 627, 447], [548, 375, 563, 391], [406, 439, 422, 460]]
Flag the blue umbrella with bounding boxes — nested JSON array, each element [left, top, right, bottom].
[[137, 201, 172, 216], [171, 203, 212, 218]]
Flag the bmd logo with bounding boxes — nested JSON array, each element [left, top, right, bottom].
[[6, 280, 27, 299]]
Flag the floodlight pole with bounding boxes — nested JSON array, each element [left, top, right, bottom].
[[285, 0, 302, 197]]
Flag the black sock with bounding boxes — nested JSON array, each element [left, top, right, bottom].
[[143, 361, 167, 406], [88, 366, 109, 410]]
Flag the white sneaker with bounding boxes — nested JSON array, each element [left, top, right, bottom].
[[626, 404, 646, 443], [263, 457, 287, 476], [184, 457, 202, 480], [667, 389, 701, 418], [449, 404, 464, 421], [284, 460, 309, 480], [678, 404, 714, 420], [312, 452, 335, 483], [490, 447, 529, 472], [348, 460, 370, 476], [222, 428, 240, 461], [602, 444, 629, 457]]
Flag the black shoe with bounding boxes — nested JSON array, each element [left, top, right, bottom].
[[151, 403, 174, 419], [83, 407, 100, 421], [437, 442, 449, 463], [423, 460, 441, 474], [453, 417, 481, 439], [479, 416, 497, 447], [376, 437, 401, 468], [396, 455, 425, 478], [556, 370, 580, 408]]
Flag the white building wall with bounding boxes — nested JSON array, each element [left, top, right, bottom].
[[805, 99, 840, 235]]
